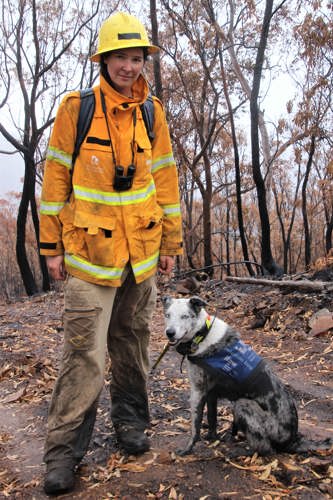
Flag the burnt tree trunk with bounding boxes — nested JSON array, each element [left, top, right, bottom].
[[220, 49, 254, 276], [202, 154, 214, 276], [16, 155, 38, 295], [250, 0, 282, 276], [226, 193, 231, 276], [150, 0, 163, 100], [326, 213, 333, 253], [302, 135, 316, 268]]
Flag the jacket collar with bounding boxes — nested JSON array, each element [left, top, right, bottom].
[[100, 73, 149, 110]]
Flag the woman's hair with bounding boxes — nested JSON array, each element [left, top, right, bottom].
[[100, 47, 148, 85]]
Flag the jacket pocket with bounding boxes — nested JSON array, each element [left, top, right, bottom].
[[73, 211, 116, 267], [59, 204, 85, 256], [135, 132, 152, 178], [137, 205, 163, 257]]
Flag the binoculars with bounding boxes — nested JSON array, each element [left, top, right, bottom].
[[113, 165, 136, 191]]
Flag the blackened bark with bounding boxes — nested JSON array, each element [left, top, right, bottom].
[[250, 0, 282, 276], [302, 135, 316, 268], [150, 0, 163, 100], [202, 155, 214, 276], [16, 156, 38, 295], [226, 195, 231, 276], [326, 213, 333, 253], [220, 49, 254, 276]]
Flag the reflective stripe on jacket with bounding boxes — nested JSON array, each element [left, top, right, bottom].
[[40, 74, 182, 286]]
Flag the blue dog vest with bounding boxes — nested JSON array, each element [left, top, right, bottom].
[[194, 340, 262, 383]]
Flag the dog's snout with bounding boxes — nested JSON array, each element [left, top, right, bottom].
[[166, 328, 176, 340]]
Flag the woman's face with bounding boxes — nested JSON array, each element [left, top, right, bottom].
[[104, 47, 145, 97]]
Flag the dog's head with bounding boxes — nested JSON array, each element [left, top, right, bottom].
[[161, 296, 208, 346]]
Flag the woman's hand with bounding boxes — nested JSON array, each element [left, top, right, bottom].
[[158, 256, 175, 276], [46, 255, 67, 281]]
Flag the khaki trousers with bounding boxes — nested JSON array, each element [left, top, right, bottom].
[[44, 268, 157, 467]]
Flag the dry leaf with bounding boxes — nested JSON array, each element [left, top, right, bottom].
[[279, 459, 303, 472], [259, 464, 272, 480], [168, 486, 178, 499], [118, 463, 146, 473]]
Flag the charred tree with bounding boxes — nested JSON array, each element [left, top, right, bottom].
[[150, 0, 163, 100], [250, 0, 283, 276], [219, 48, 254, 277], [302, 135, 316, 268]]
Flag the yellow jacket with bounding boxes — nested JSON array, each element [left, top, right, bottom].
[[40, 75, 182, 286]]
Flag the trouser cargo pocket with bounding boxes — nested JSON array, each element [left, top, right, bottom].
[[63, 308, 101, 351]]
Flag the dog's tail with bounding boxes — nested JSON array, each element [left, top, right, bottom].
[[285, 434, 333, 454]]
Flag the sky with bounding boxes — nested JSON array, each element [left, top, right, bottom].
[[0, 135, 24, 199]]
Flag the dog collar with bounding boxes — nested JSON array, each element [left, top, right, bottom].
[[191, 315, 212, 350], [176, 315, 213, 356]]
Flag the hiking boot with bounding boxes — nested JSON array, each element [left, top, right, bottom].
[[115, 425, 150, 455], [44, 465, 75, 495]]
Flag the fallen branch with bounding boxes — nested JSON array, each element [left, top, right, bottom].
[[175, 261, 264, 279], [224, 276, 333, 293]]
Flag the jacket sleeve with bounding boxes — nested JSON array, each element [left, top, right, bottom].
[[151, 97, 183, 256], [39, 92, 80, 256]]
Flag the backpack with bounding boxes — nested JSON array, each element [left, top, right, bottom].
[[72, 88, 155, 168]]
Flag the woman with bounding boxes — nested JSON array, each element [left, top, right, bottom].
[[40, 12, 182, 495]]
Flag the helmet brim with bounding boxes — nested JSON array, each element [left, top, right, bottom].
[[91, 43, 160, 62]]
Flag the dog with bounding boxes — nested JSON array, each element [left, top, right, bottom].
[[162, 295, 332, 456]]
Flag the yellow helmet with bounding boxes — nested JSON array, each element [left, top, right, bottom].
[[91, 12, 159, 62]]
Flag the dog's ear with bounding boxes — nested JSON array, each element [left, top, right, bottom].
[[161, 295, 173, 310], [189, 296, 207, 314]]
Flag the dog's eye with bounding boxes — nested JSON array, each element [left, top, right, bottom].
[[181, 314, 189, 319], [165, 313, 170, 319]]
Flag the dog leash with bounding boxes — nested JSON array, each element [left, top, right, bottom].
[[150, 342, 170, 373]]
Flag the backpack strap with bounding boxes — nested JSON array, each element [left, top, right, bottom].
[[140, 95, 155, 143], [72, 88, 95, 168]]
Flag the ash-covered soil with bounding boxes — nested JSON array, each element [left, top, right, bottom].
[[0, 277, 332, 499]]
